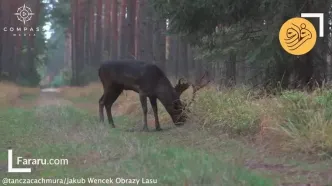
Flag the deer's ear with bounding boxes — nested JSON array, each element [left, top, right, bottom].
[[178, 78, 187, 85], [175, 78, 190, 95]]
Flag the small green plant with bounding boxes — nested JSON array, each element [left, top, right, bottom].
[[50, 68, 72, 87]]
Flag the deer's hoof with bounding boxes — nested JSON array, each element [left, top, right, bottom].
[[156, 127, 162, 131], [175, 122, 185, 126]]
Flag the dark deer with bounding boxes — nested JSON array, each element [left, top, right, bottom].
[[98, 60, 209, 131]]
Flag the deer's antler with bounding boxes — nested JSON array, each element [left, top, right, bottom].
[[192, 71, 210, 94], [187, 71, 210, 108]]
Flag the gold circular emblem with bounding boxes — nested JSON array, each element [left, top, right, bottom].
[[279, 17, 317, 55]]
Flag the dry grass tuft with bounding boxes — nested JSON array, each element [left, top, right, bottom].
[[0, 81, 39, 107], [59, 82, 102, 99], [186, 85, 261, 136], [261, 90, 332, 155]]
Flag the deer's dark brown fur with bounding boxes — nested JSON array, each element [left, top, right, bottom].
[[98, 60, 194, 131]]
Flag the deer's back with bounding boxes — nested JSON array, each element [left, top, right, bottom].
[[99, 60, 173, 95]]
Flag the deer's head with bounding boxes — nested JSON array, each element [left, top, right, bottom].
[[170, 72, 210, 125]]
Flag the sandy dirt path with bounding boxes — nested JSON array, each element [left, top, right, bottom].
[[37, 88, 73, 107]]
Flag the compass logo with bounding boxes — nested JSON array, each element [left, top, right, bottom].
[[2, 3, 40, 36], [14, 4, 34, 25]]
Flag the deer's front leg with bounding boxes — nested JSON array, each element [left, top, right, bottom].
[[105, 87, 123, 128], [149, 96, 161, 131], [139, 95, 148, 131], [105, 104, 115, 128]]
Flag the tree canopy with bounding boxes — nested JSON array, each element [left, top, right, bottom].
[[152, 0, 331, 89]]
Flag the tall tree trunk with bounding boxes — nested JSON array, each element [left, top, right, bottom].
[[88, 0, 95, 64], [178, 37, 188, 78], [225, 50, 236, 87], [135, 0, 140, 58], [26, 0, 41, 82], [327, 4, 332, 81], [70, 0, 77, 85], [187, 44, 194, 79], [311, 0, 330, 85], [118, 0, 128, 59], [84, 0, 92, 66], [0, 1, 2, 78], [1, 1, 15, 80], [127, 0, 136, 59], [327, 36, 332, 81], [111, 0, 118, 60], [136, 0, 152, 61], [76, 0, 86, 85], [64, 29, 72, 70], [195, 59, 203, 81], [237, 61, 246, 84], [137, 0, 145, 60], [165, 35, 170, 74], [94, 0, 103, 65], [144, 1, 153, 62], [104, 0, 111, 59], [153, 13, 166, 72], [168, 35, 179, 78]]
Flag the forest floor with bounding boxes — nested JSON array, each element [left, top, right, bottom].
[[1, 84, 332, 186]]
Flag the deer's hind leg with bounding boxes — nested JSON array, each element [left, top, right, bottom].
[[99, 94, 105, 122], [104, 85, 123, 128], [139, 94, 149, 131]]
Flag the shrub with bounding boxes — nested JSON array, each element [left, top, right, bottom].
[[50, 68, 71, 87], [188, 86, 261, 136], [272, 90, 332, 155]]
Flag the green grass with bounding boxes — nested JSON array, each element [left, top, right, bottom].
[[70, 95, 97, 103], [19, 93, 38, 101], [1, 105, 274, 186], [274, 90, 332, 155]]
